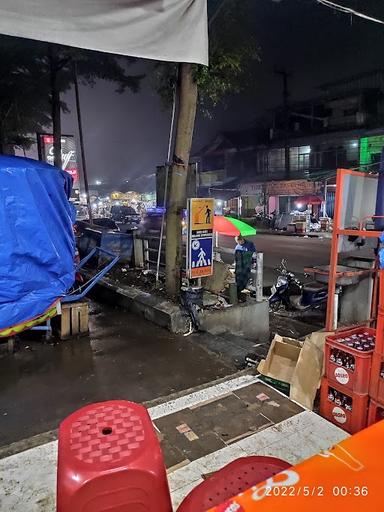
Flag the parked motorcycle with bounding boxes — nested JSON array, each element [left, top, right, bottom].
[[269, 259, 331, 311]]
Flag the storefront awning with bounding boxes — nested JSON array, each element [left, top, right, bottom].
[[294, 195, 323, 205]]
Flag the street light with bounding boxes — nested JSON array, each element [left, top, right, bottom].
[[95, 180, 102, 185]]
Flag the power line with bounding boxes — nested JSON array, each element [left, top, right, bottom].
[[316, 0, 384, 25]]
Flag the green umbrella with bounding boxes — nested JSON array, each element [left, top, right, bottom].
[[214, 215, 257, 237]]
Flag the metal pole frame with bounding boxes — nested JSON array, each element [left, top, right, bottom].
[[156, 79, 178, 284], [325, 168, 381, 331]]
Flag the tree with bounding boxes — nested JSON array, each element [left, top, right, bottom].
[[0, 37, 51, 153], [155, 0, 260, 296], [46, 44, 143, 167], [0, 35, 143, 162]]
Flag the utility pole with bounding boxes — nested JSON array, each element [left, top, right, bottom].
[[275, 69, 291, 179], [164, 0, 228, 297], [73, 61, 93, 224]]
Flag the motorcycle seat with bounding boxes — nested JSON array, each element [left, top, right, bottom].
[[303, 281, 328, 293]]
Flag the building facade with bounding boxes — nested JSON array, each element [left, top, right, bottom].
[[195, 70, 384, 218]]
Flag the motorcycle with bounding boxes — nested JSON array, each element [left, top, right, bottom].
[[269, 259, 330, 311]]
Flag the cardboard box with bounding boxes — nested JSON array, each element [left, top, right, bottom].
[[258, 335, 303, 385], [258, 332, 333, 410], [290, 331, 332, 409]]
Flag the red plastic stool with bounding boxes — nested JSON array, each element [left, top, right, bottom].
[[57, 400, 172, 512], [177, 456, 291, 512]]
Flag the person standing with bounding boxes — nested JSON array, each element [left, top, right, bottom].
[[205, 204, 212, 224], [234, 235, 256, 302]]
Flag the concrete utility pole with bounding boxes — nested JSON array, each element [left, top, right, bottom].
[[165, 63, 198, 296], [164, 0, 229, 297], [275, 69, 291, 179]]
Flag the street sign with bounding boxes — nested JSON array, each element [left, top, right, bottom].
[[187, 198, 214, 279]]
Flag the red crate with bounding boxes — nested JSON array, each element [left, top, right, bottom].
[[367, 399, 384, 426], [325, 327, 375, 394], [369, 352, 384, 403], [376, 310, 384, 356], [320, 377, 368, 434]]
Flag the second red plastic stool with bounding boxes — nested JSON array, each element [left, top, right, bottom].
[[57, 400, 172, 512]]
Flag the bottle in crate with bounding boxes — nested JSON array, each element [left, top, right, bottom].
[[320, 378, 368, 434], [325, 327, 375, 394]]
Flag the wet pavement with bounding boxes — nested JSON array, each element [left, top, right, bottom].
[[0, 302, 233, 448]]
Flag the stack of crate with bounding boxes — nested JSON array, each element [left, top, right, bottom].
[[368, 290, 384, 425], [320, 327, 375, 434]]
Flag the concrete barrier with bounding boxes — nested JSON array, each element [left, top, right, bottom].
[[91, 277, 270, 341]]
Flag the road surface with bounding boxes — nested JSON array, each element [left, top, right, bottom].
[[219, 233, 331, 286]]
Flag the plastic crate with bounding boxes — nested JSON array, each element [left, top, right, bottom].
[[320, 377, 368, 434], [325, 327, 375, 394], [369, 353, 384, 404], [367, 399, 384, 426], [376, 310, 384, 356]]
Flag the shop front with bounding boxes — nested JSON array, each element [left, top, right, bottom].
[[267, 179, 322, 215], [239, 182, 265, 217]]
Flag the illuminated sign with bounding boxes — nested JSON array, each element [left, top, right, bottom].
[[37, 133, 79, 183]]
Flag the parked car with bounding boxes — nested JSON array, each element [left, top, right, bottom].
[[138, 207, 187, 235], [110, 205, 141, 228], [75, 204, 89, 221]]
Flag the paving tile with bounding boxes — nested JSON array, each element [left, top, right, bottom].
[[271, 410, 315, 436], [250, 439, 300, 466], [160, 438, 187, 469], [171, 478, 204, 510], [236, 427, 286, 455], [149, 375, 259, 420], [167, 459, 206, 492], [234, 382, 285, 404], [197, 443, 248, 473]]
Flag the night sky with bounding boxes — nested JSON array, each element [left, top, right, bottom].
[[26, 0, 384, 187]]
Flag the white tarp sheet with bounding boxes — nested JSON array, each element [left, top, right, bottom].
[[0, 0, 208, 65]]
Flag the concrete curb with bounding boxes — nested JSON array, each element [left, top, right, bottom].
[[92, 276, 187, 333], [91, 276, 269, 341]]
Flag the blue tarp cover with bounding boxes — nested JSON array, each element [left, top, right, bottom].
[[0, 155, 75, 330]]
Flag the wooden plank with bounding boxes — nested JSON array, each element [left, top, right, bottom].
[[79, 303, 89, 334], [71, 305, 80, 336], [60, 307, 71, 339]]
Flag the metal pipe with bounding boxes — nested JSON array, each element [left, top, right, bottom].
[[156, 80, 178, 284], [256, 252, 264, 302], [333, 290, 339, 331], [326, 169, 343, 330]]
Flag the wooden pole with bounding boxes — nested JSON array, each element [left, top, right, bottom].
[[73, 61, 93, 224]]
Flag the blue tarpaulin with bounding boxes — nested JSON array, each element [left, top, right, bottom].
[[0, 155, 75, 330]]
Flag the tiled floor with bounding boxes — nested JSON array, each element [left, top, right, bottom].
[[0, 376, 348, 512], [168, 411, 348, 509], [155, 380, 303, 469]]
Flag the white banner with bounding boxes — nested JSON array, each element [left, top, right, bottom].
[[0, 0, 208, 65]]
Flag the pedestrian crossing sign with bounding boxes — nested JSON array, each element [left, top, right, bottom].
[[189, 237, 213, 277], [187, 198, 214, 279]]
